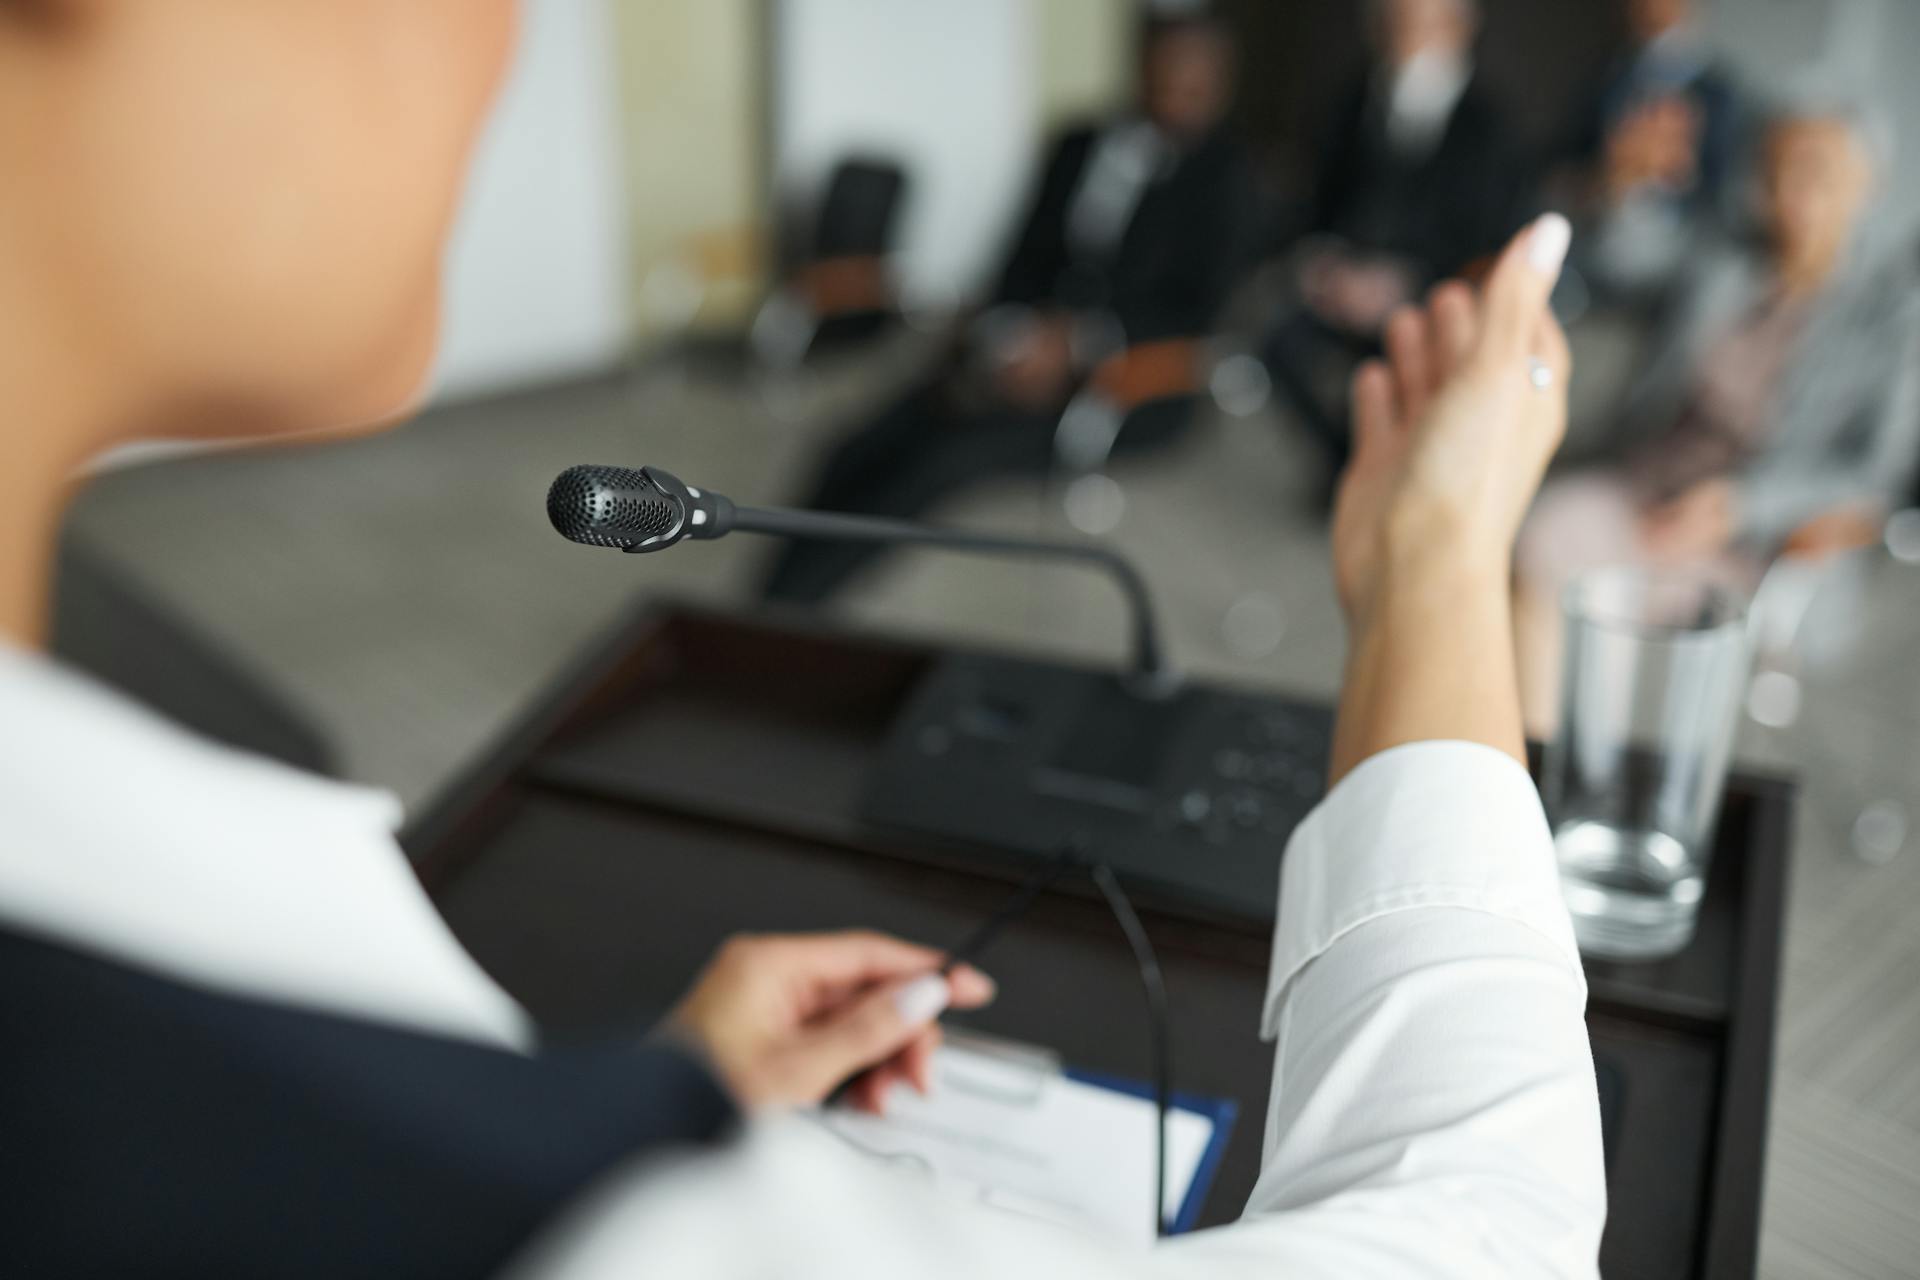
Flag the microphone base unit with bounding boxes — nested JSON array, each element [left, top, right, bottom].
[[862, 653, 1333, 922]]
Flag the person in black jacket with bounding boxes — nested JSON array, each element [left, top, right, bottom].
[[1556, 0, 1743, 214], [1262, 0, 1525, 480], [1549, 0, 1746, 315], [763, 13, 1257, 605]]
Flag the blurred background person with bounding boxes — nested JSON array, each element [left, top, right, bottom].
[[1257, 0, 1525, 486], [1551, 0, 1746, 315], [761, 12, 1255, 605], [1517, 96, 1920, 727]]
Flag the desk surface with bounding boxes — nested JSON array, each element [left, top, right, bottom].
[[407, 604, 1790, 1280]]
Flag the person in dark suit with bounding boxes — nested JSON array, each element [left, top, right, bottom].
[[1261, 0, 1525, 479], [1559, 0, 1742, 213], [1552, 0, 1746, 313], [762, 13, 1257, 605]]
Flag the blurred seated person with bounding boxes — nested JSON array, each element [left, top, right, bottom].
[[1517, 98, 1920, 727], [1553, 0, 1745, 312], [763, 13, 1254, 605], [1261, 0, 1524, 477]]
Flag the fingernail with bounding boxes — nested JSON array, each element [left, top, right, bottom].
[[1528, 213, 1572, 278], [892, 974, 950, 1026], [953, 964, 997, 1001]]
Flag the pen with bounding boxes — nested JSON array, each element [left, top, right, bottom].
[[824, 847, 1082, 1109], [938, 851, 1078, 976]]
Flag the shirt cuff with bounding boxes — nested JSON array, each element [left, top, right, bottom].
[[1262, 741, 1582, 1039]]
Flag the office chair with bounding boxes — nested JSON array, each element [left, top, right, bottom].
[[1040, 335, 1297, 665], [751, 157, 911, 370], [1054, 342, 1210, 478]]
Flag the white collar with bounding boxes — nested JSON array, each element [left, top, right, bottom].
[[0, 641, 530, 1048]]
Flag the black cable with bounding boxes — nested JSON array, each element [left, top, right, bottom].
[[938, 853, 1081, 977], [1090, 862, 1173, 1240], [824, 851, 1082, 1111]]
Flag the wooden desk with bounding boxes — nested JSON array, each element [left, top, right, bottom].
[[406, 604, 1789, 1280]]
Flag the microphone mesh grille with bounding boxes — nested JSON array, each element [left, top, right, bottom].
[[548, 465, 678, 550]]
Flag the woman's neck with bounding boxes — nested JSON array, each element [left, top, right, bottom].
[[0, 303, 106, 651], [0, 434, 75, 651], [0, 147, 124, 650]]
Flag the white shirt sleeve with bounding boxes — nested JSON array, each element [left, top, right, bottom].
[[510, 742, 1607, 1280]]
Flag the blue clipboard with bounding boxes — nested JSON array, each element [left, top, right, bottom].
[[1062, 1067, 1238, 1235]]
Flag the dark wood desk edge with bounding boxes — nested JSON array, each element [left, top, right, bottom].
[[1701, 777, 1794, 1278], [402, 598, 671, 882], [403, 599, 943, 884]]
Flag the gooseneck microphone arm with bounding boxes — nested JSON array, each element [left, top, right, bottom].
[[729, 504, 1167, 682], [546, 464, 1174, 688]]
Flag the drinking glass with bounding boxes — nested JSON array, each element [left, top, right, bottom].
[[1542, 567, 1751, 960]]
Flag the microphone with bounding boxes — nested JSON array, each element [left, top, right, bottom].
[[546, 463, 737, 551], [547, 464, 1173, 688]]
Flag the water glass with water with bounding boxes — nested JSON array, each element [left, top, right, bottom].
[[1542, 567, 1751, 961]]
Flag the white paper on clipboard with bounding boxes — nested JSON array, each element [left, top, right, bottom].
[[814, 1033, 1223, 1248]]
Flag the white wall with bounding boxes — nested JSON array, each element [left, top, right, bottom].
[[773, 0, 1039, 306], [430, 0, 633, 401]]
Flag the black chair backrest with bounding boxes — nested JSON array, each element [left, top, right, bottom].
[[810, 157, 909, 262]]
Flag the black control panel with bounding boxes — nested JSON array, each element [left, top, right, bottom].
[[861, 653, 1334, 923]]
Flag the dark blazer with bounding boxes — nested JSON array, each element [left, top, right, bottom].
[[1559, 52, 1745, 214], [992, 123, 1259, 345], [0, 927, 736, 1278], [1310, 75, 1525, 284]]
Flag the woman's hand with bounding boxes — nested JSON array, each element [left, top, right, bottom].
[[1332, 214, 1573, 625], [1326, 215, 1573, 783], [665, 931, 996, 1115]]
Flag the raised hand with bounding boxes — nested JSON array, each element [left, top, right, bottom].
[[1326, 215, 1573, 783], [1332, 214, 1573, 625]]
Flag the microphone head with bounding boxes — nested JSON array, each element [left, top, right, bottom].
[[547, 465, 688, 552]]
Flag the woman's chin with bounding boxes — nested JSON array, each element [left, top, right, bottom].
[[80, 410, 412, 476], [331, 303, 445, 433], [81, 353, 439, 476]]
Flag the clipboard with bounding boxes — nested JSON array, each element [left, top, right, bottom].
[[1062, 1065, 1238, 1235], [818, 1031, 1238, 1244]]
